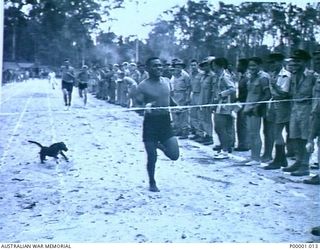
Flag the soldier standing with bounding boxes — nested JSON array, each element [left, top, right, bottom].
[[234, 59, 250, 151], [243, 57, 271, 166], [264, 53, 292, 170], [170, 59, 191, 139], [211, 57, 236, 159], [282, 49, 316, 176], [195, 56, 216, 145], [189, 59, 203, 140]]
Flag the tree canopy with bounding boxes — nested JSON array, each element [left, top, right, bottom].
[[4, 0, 320, 67]]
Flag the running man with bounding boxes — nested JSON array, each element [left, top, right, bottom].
[[132, 57, 180, 192], [61, 59, 75, 110], [77, 65, 90, 107], [48, 70, 57, 89]]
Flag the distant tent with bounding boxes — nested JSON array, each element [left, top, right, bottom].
[[18, 62, 35, 69], [3, 61, 20, 71]]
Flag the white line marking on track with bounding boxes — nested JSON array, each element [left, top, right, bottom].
[[0, 95, 33, 168], [46, 85, 57, 143]]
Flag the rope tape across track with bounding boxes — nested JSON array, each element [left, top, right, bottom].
[[124, 97, 320, 112], [0, 97, 319, 116]]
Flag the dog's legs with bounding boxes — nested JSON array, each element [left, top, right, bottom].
[[54, 156, 59, 164], [60, 152, 69, 162], [40, 153, 46, 164]]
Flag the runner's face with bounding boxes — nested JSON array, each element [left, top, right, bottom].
[[148, 59, 163, 77]]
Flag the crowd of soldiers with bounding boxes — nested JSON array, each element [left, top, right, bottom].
[[82, 62, 149, 107], [55, 48, 320, 234], [59, 48, 320, 186]]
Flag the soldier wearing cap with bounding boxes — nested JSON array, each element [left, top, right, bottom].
[[96, 65, 109, 101], [129, 62, 141, 83], [106, 64, 119, 104], [282, 49, 316, 176], [189, 59, 203, 140], [264, 52, 293, 170], [170, 59, 191, 139], [137, 62, 149, 83], [195, 56, 216, 145], [128, 62, 141, 108], [116, 70, 137, 107], [121, 62, 130, 76]]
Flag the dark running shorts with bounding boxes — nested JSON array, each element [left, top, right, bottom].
[[62, 80, 74, 92], [143, 113, 174, 143], [78, 82, 88, 90]]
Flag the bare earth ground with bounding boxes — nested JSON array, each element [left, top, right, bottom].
[[0, 79, 319, 243]]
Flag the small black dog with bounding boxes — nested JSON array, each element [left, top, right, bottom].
[[28, 140, 69, 163]]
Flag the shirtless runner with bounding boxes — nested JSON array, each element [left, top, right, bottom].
[[132, 57, 180, 192]]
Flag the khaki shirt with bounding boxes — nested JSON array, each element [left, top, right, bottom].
[[190, 70, 203, 93], [244, 70, 270, 116], [199, 71, 216, 105], [213, 70, 236, 115], [171, 71, 191, 104]]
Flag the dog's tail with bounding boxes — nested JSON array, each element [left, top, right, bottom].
[[28, 140, 43, 148]]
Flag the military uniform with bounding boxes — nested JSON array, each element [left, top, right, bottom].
[[244, 70, 270, 162], [171, 70, 191, 137], [289, 69, 315, 140], [213, 69, 236, 154], [282, 49, 315, 176], [189, 69, 203, 137], [198, 71, 216, 143]]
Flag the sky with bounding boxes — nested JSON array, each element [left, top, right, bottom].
[[102, 0, 312, 40], [103, 0, 188, 39]]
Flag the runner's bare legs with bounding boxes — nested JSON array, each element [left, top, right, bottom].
[[144, 137, 179, 192]]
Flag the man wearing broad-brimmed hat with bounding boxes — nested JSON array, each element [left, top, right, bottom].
[[282, 49, 316, 176]]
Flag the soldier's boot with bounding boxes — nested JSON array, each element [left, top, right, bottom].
[[264, 145, 287, 170], [202, 135, 214, 146], [291, 164, 310, 176], [282, 161, 301, 172]]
